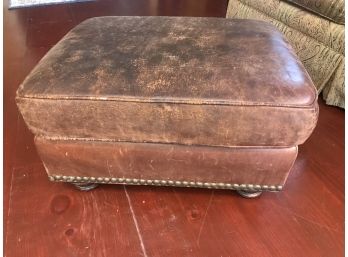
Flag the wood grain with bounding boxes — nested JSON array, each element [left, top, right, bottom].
[[6, 164, 145, 257], [4, 0, 344, 256]]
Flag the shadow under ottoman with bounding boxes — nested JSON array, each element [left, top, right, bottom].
[[16, 16, 319, 198]]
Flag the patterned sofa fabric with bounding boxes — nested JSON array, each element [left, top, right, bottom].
[[231, 0, 344, 54], [286, 0, 344, 24], [227, 0, 345, 108]]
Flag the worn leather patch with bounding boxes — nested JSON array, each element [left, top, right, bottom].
[[17, 16, 317, 106]]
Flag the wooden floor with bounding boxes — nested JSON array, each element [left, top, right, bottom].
[[4, 0, 344, 256]]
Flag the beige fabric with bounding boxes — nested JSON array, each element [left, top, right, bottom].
[[286, 0, 344, 24], [227, 0, 345, 108], [233, 0, 344, 54], [322, 59, 345, 107]]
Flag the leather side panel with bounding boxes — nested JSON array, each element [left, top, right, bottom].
[[35, 137, 298, 186], [18, 98, 318, 147]]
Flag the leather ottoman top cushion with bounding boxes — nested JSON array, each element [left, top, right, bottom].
[[285, 0, 344, 24], [16, 16, 318, 147]]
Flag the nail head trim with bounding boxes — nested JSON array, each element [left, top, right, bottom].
[[47, 175, 283, 192]]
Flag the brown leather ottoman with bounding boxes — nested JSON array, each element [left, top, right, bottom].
[[16, 16, 318, 198]]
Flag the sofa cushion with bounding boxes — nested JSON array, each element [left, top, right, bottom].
[[233, 0, 344, 54], [227, 0, 344, 108], [285, 0, 344, 24], [16, 16, 318, 147]]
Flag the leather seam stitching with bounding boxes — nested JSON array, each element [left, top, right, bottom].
[[16, 95, 318, 109], [36, 136, 298, 149]]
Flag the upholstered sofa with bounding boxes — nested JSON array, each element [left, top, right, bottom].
[[227, 0, 344, 108]]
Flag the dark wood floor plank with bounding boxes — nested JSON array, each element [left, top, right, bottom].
[[27, 4, 73, 24], [69, 0, 228, 24], [5, 164, 145, 257], [4, 6, 30, 238], [126, 169, 343, 257], [26, 20, 76, 47]]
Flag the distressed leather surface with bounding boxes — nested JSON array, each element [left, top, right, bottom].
[[18, 97, 318, 147], [17, 17, 317, 106], [16, 16, 318, 147], [35, 137, 298, 186]]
